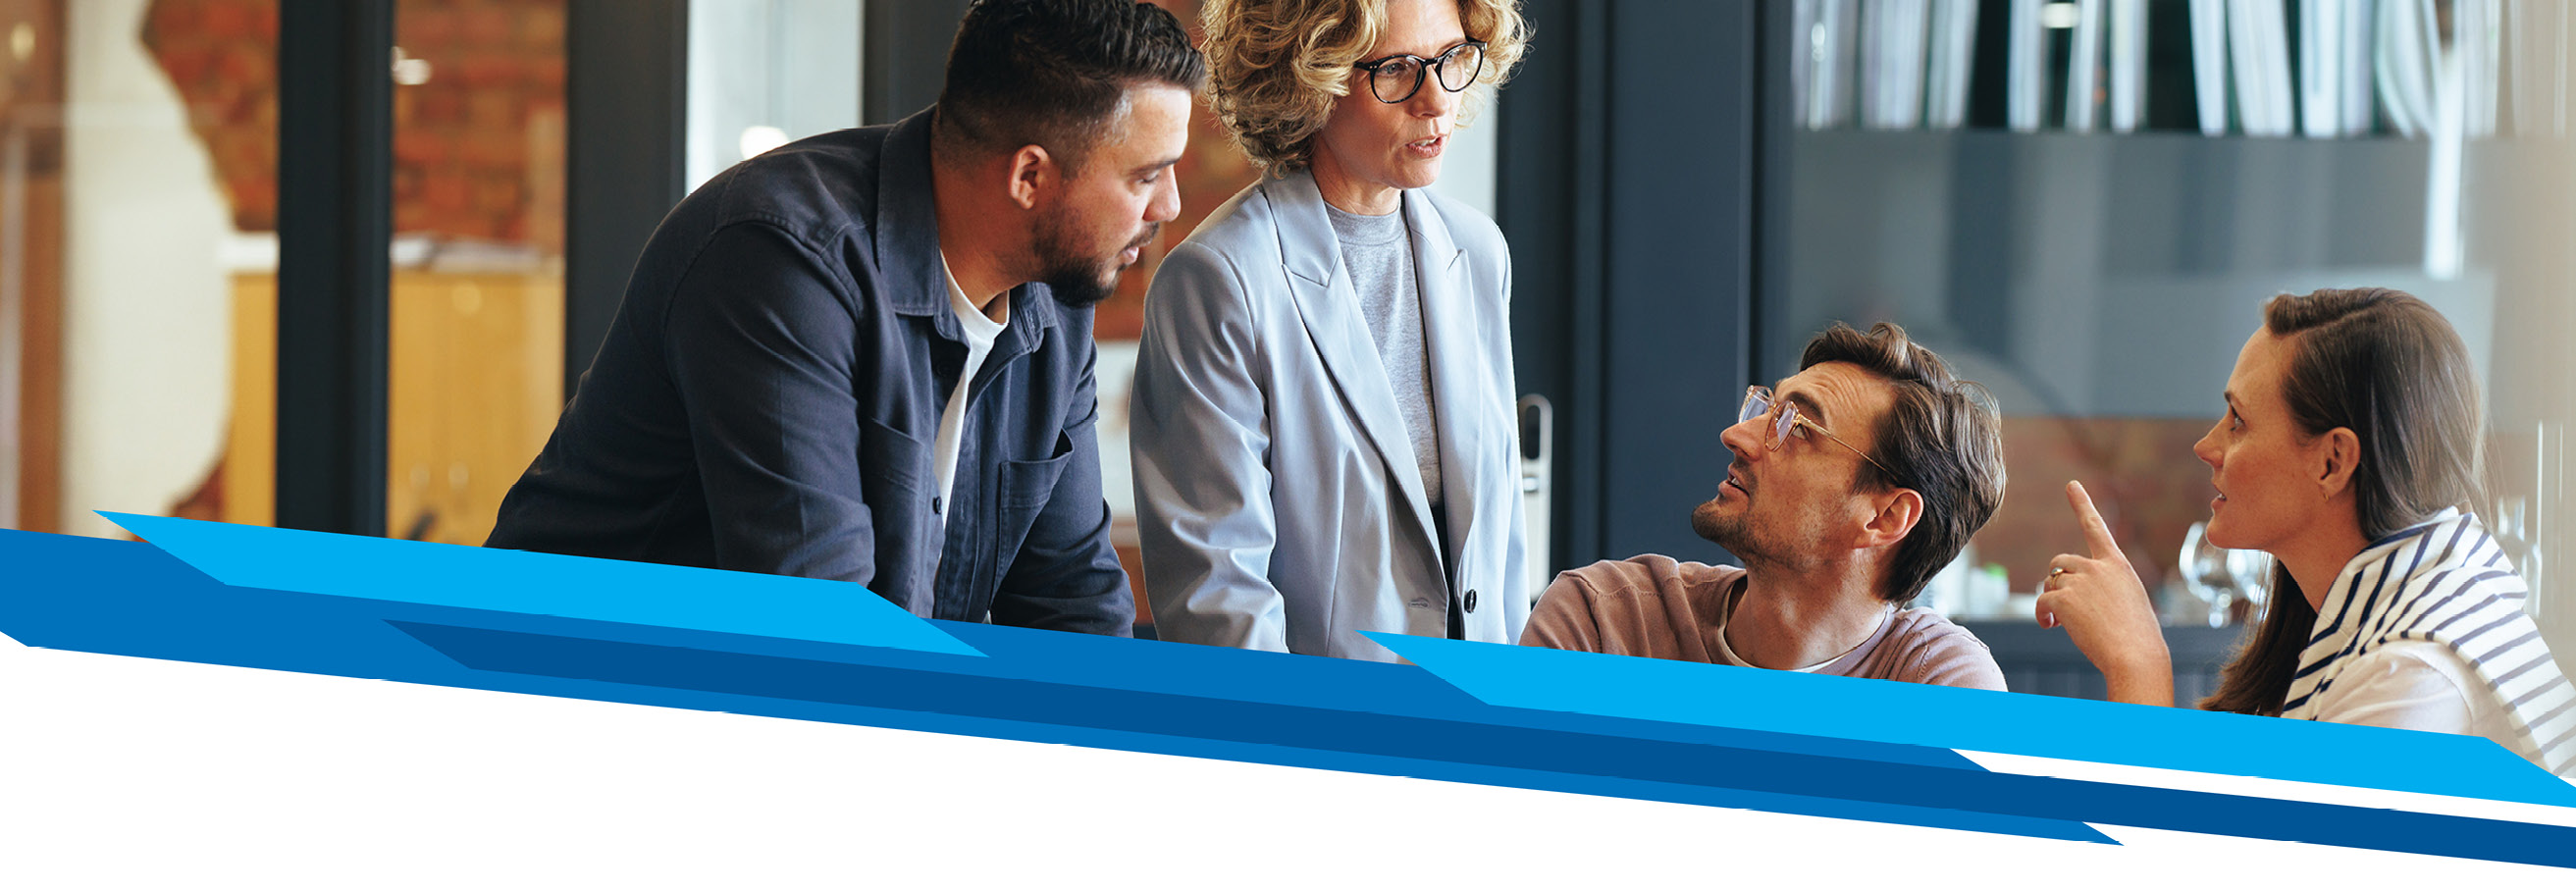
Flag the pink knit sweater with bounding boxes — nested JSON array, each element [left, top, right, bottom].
[[1520, 554, 2007, 691]]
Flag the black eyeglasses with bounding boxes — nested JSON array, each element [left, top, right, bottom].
[[1352, 39, 1487, 104]]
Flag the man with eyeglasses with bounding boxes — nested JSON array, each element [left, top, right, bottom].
[[1522, 323, 2011, 690], [486, 0, 1202, 635]]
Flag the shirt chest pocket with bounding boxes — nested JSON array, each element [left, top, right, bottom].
[[858, 415, 929, 496], [989, 430, 1076, 557], [858, 416, 933, 601]]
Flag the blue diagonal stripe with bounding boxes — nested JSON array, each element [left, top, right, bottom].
[[13, 522, 2576, 868], [390, 620, 2116, 845], [97, 512, 980, 656], [1366, 632, 2576, 808]]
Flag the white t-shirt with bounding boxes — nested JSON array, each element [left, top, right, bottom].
[[932, 255, 1007, 541], [2312, 639, 2540, 765]]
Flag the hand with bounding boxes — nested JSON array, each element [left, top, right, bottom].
[[2034, 480, 2175, 707]]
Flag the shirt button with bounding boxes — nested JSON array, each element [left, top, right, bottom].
[[1464, 589, 1479, 613]]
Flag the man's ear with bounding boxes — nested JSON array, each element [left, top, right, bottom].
[[2317, 426, 2361, 498], [1007, 144, 1056, 211], [1860, 488, 1923, 551]]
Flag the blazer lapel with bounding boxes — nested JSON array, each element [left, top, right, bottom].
[[1405, 192, 1488, 570], [1267, 173, 1439, 550]]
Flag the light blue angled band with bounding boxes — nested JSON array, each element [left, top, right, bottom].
[[101, 512, 982, 657], [1366, 631, 2576, 808]]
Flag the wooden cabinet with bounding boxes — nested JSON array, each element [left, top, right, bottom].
[[226, 268, 561, 545]]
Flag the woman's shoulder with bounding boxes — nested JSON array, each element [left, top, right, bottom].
[[1176, 176, 1296, 261], [1145, 179, 1301, 321], [1410, 187, 1508, 259], [2312, 641, 2486, 735]]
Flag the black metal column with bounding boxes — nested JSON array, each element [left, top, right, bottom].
[[1597, 3, 1760, 562], [565, 0, 688, 400], [276, 0, 393, 536], [863, 0, 972, 124], [1498, 0, 1610, 569], [1498, 1, 1762, 567]]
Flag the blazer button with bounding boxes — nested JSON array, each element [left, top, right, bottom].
[[1464, 589, 1479, 613], [932, 497, 943, 515]]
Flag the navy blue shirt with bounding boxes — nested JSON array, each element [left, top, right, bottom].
[[488, 109, 1131, 635]]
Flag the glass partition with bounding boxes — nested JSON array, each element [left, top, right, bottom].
[[1768, 1, 2576, 692], [383, 0, 566, 546], [1, 0, 272, 538]]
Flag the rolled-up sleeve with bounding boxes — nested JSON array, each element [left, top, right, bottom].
[[1520, 572, 1602, 652]]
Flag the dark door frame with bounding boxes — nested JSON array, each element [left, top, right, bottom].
[[564, 0, 689, 397], [275, 0, 696, 536], [275, 0, 394, 537], [1497, 1, 1766, 569]]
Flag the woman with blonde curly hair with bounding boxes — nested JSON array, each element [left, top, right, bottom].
[[1130, 0, 1530, 659]]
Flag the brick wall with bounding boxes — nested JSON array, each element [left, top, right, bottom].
[[143, 0, 566, 254]]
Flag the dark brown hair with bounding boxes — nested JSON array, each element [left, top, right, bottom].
[[933, 0, 1209, 172], [1800, 322, 2008, 604], [2200, 288, 2489, 714]]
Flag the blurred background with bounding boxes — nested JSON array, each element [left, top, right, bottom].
[[3, 0, 2570, 700]]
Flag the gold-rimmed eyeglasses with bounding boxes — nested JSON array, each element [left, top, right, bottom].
[[1738, 385, 1898, 481]]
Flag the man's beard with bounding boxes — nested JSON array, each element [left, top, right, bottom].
[[1690, 496, 1778, 565], [1034, 211, 1157, 309], [1691, 498, 1745, 551]]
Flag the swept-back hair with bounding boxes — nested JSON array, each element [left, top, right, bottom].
[[934, 0, 1208, 172], [2201, 288, 2489, 714], [1800, 322, 2008, 604]]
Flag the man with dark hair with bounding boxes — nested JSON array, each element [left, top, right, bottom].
[[1522, 322, 2010, 689], [487, 0, 1206, 636]]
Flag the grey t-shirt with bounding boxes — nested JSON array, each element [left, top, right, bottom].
[[1326, 200, 1443, 511]]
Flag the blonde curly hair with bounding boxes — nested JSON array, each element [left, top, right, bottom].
[[1200, 0, 1527, 172]]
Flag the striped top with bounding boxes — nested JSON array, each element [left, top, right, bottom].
[[2280, 509, 2576, 777]]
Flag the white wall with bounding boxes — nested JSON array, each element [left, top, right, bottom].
[[59, 0, 232, 537], [686, 0, 863, 192], [1427, 97, 1498, 219]]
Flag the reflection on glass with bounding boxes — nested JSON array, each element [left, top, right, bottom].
[[2178, 520, 2232, 627], [2225, 544, 2272, 626], [1771, 0, 2576, 658], [684, 0, 857, 192], [387, 0, 566, 545], [2, 0, 273, 537], [0, 0, 62, 533], [138, 0, 282, 535]]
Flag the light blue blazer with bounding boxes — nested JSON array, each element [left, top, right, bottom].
[[1130, 170, 1529, 660]]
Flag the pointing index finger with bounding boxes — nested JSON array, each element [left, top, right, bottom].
[[2066, 480, 2122, 561]]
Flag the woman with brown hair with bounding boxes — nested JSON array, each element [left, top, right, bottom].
[[1130, 0, 1530, 659], [2039, 288, 2576, 776]]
